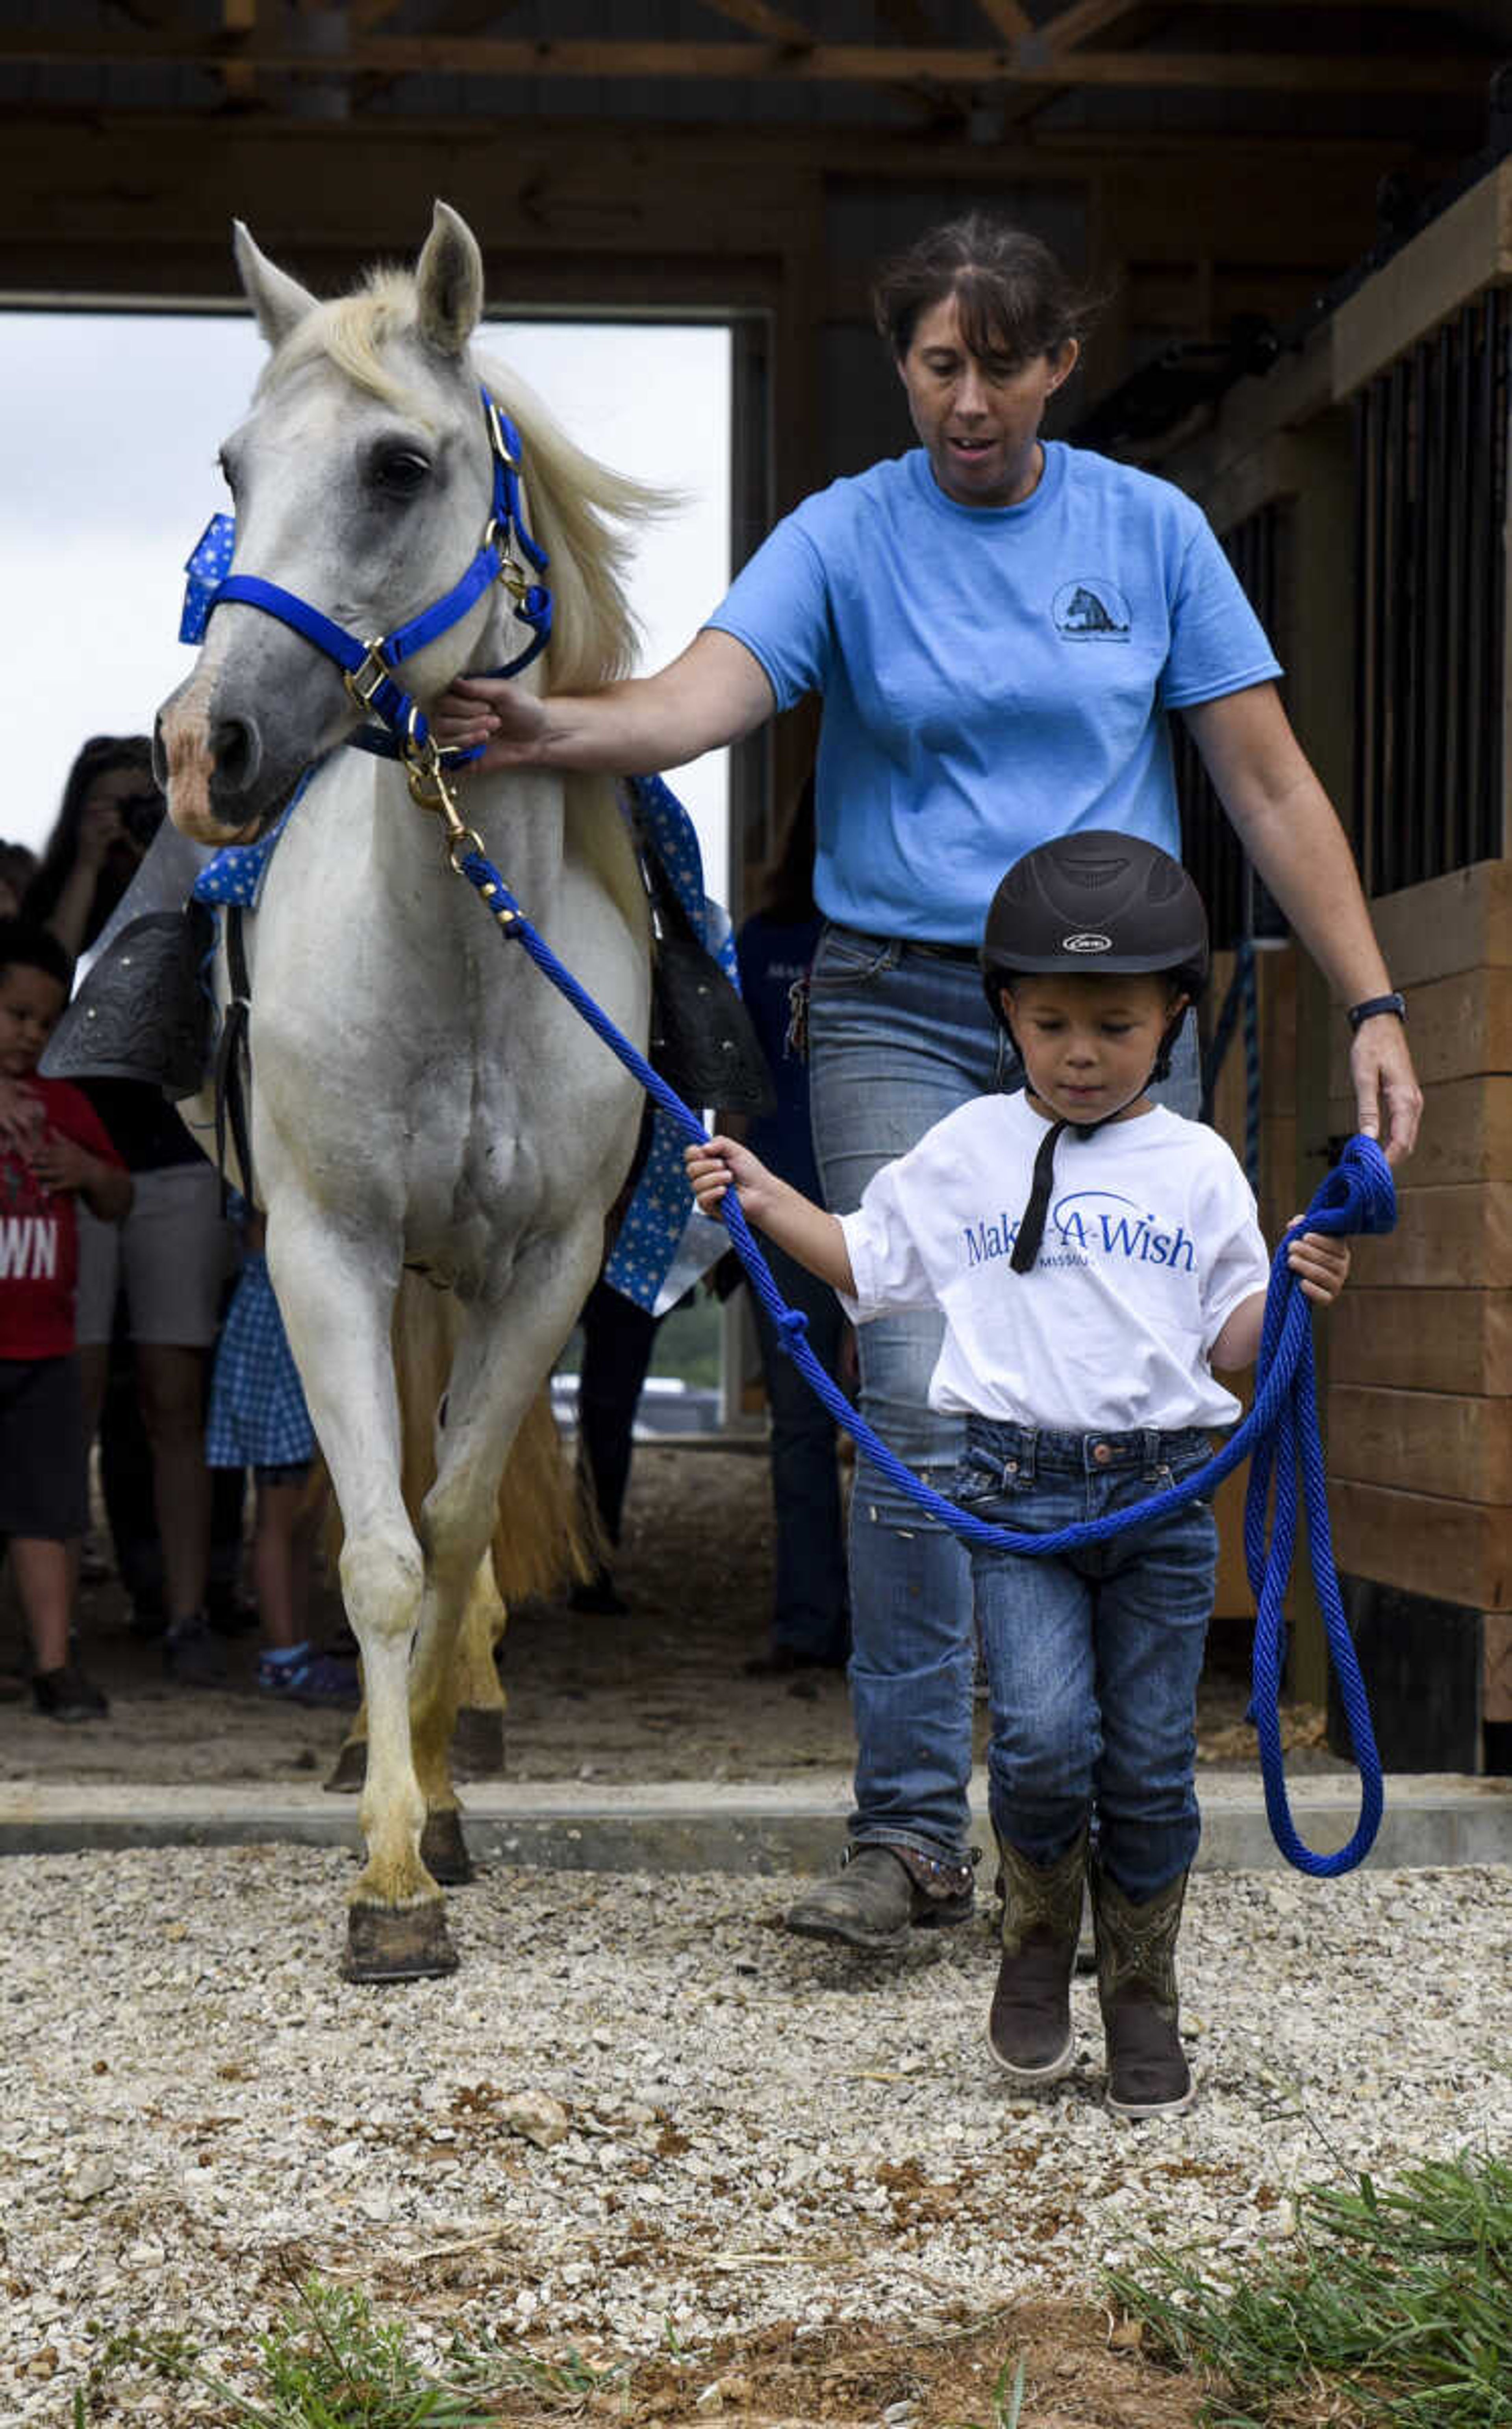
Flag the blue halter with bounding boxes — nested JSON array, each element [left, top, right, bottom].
[[179, 385, 552, 770]]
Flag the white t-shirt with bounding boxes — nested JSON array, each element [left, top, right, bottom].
[[838, 1095, 1271, 1433]]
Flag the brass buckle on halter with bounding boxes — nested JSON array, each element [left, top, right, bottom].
[[403, 737, 487, 878], [343, 642, 393, 714], [482, 524, 530, 602]]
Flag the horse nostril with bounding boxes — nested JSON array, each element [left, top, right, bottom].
[[150, 718, 170, 790], [212, 717, 261, 792]]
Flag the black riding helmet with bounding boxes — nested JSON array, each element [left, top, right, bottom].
[[981, 830, 1209, 1034], [978, 833, 1210, 1274]]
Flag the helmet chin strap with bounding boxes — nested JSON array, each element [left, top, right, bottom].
[[1005, 1004, 1187, 1276]]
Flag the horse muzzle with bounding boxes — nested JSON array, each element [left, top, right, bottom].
[[156, 668, 285, 846]]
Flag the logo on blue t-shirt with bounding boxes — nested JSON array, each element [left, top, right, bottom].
[[1052, 579, 1131, 640]]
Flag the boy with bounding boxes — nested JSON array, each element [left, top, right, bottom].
[[686, 835, 1350, 2118], [0, 921, 132, 1721]]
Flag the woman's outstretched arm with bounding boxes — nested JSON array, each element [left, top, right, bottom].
[[433, 628, 775, 776]]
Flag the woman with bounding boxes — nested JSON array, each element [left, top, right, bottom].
[[22, 736, 235, 1687], [437, 215, 1421, 1951]]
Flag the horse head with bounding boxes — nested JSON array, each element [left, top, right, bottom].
[[158, 204, 519, 843]]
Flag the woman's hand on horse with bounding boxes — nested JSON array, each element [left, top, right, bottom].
[[433, 676, 548, 765]]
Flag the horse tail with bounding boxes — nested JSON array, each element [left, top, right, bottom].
[[390, 1268, 589, 1602]]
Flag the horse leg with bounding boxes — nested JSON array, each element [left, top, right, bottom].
[[322, 1555, 502, 1806], [450, 1551, 508, 1784], [406, 1254, 595, 1869], [263, 1210, 455, 1981]]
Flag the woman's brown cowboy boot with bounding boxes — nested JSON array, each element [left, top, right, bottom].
[[986, 1827, 1088, 2086], [1090, 1859, 1194, 2117]]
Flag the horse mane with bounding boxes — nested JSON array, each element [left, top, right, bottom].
[[259, 265, 673, 693]]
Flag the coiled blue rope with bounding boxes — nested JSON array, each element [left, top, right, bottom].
[[462, 849, 1396, 1876]]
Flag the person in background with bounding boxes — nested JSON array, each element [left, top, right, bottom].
[[24, 736, 235, 1688], [435, 211, 1420, 1955], [733, 779, 850, 1679], [205, 1201, 349, 1705], [0, 921, 131, 1722], [687, 836, 1353, 2115], [0, 843, 38, 922], [569, 1274, 664, 1616]]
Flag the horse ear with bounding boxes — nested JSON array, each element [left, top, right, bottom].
[[415, 202, 484, 356], [233, 222, 318, 349]]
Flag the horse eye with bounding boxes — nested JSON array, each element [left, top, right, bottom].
[[372, 449, 431, 496]]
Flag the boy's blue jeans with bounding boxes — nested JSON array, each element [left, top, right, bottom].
[[957, 1417, 1218, 1903], [807, 923, 1201, 1874]]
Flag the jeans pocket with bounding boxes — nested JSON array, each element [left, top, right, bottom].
[[1169, 1440, 1218, 1513], [946, 1455, 1005, 1512], [810, 924, 895, 993]]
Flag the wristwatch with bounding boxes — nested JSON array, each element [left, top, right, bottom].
[[1346, 991, 1407, 1032]]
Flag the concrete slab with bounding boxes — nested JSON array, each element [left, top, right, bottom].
[[1, 1772, 1507, 1871]]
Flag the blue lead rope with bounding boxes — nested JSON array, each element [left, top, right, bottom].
[[463, 847, 1395, 1877]]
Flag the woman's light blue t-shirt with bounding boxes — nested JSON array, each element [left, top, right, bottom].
[[704, 443, 1281, 945]]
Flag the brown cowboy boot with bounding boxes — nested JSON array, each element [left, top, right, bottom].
[[1090, 1859, 1193, 2118], [785, 1845, 975, 1953], [986, 1827, 1088, 2086]]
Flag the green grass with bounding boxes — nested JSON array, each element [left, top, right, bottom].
[[80, 2275, 631, 2427], [952, 2353, 1027, 2429], [1104, 2152, 1512, 2427]]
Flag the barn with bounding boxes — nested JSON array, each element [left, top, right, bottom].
[[3, 2, 1507, 1775]]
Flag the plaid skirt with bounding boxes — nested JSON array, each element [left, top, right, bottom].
[[206, 1252, 315, 1470]]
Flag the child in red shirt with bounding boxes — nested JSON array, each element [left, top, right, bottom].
[[0, 922, 132, 1720]]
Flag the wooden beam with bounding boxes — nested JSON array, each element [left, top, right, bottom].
[[1348, 1184, 1512, 1291], [0, 33, 1484, 96], [973, 1, 1036, 41], [220, 0, 256, 101], [1037, 0, 1148, 48], [348, 0, 532, 109], [1331, 1288, 1512, 1399], [1329, 1382, 1512, 1505], [1330, 1478, 1509, 1610], [693, 0, 815, 44]]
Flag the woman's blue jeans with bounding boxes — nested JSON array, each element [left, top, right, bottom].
[[806, 922, 1200, 1867], [957, 1417, 1218, 1901]]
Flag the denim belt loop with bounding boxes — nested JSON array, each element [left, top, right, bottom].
[[1141, 1426, 1164, 1479], [1009, 1424, 1038, 1486]]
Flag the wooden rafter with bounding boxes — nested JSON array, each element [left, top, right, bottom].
[[871, 0, 982, 122], [0, 34, 1485, 95], [973, 1, 1035, 41], [1036, 0, 1149, 49], [220, 0, 256, 100], [349, 0, 532, 106], [694, 0, 815, 44]]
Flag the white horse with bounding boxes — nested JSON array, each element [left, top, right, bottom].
[[158, 204, 654, 1980]]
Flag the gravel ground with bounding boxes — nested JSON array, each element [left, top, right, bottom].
[[2, 1847, 1507, 2424]]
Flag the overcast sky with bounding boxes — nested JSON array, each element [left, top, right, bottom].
[[2, 311, 731, 901]]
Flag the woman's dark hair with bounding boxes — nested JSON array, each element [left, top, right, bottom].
[[873, 213, 1097, 367], [23, 733, 157, 944], [0, 917, 72, 995], [758, 776, 818, 925]]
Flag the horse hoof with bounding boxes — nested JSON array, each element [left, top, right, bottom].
[[323, 1738, 367, 1795], [420, 1808, 473, 1886], [342, 1899, 458, 1982], [450, 1705, 506, 1780]]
